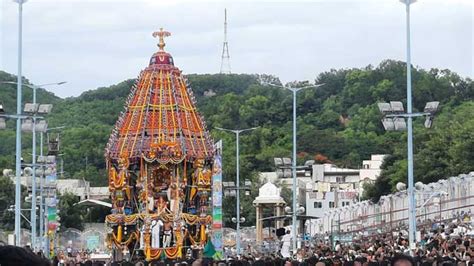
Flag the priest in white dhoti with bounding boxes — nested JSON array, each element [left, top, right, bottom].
[[151, 220, 164, 248], [280, 230, 292, 258], [139, 223, 146, 249]]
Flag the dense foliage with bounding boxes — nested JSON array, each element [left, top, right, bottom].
[[0, 59, 473, 227]]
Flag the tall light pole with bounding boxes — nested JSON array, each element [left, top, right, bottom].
[[262, 81, 322, 254], [30, 82, 64, 250], [379, 99, 439, 252], [3, 81, 65, 250], [400, 0, 416, 252], [215, 126, 257, 256], [14, 0, 27, 246]]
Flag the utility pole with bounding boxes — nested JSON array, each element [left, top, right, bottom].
[[215, 126, 257, 256]]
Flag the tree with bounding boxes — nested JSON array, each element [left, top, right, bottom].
[[58, 192, 85, 231], [0, 61, 473, 224], [0, 175, 15, 230]]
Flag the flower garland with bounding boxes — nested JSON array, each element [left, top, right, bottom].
[[109, 167, 126, 189], [105, 214, 139, 225], [145, 245, 182, 261], [142, 154, 186, 165], [186, 230, 206, 246], [111, 230, 138, 246], [106, 213, 211, 225], [181, 213, 212, 225]]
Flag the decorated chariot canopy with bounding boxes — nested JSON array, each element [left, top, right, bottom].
[[104, 29, 217, 262], [106, 28, 214, 163]]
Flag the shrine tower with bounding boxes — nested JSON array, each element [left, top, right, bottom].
[[105, 29, 215, 262]]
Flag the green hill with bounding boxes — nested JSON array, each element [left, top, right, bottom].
[[0, 60, 473, 225]]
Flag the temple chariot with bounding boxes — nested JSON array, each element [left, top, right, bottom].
[[104, 29, 217, 262]]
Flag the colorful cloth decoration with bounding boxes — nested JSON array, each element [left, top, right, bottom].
[[104, 28, 215, 262]]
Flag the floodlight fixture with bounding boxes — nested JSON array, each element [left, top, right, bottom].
[[37, 156, 46, 163], [394, 117, 407, 131], [276, 169, 284, 179], [35, 120, 48, 133], [21, 119, 33, 132], [227, 190, 237, 197], [424, 101, 439, 114], [24, 103, 39, 114], [414, 181, 425, 191], [282, 157, 292, 166], [244, 180, 252, 186], [297, 206, 305, 214], [390, 101, 404, 113], [0, 103, 4, 113], [424, 116, 434, 129], [46, 155, 56, 163], [396, 182, 407, 192], [23, 167, 33, 176], [377, 102, 392, 114], [0, 118, 6, 130], [304, 160, 315, 166], [44, 167, 54, 176], [274, 158, 283, 167], [35, 169, 44, 176], [37, 104, 53, 114], [381, 118, 395, 131]]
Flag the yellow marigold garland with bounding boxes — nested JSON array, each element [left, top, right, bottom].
[[111, 230, 138, 246]]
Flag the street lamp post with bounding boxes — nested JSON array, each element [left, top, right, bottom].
[[13, 0, 27, 247], [29, 82, 64, 250], [378, 99, 439, 253], [400, 0, 417, 252], [262, 81, 323, 254], [2, 81, 65, 250], [290, 87, 299, 255], [39, 132, 44, 249], [215, 126, 257, 256]]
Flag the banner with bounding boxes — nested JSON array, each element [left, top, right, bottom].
[[45, 161, 58, 259], [86, 235, 100, 250], [211, 140, 223, 259], [47, 207, 57, 221]]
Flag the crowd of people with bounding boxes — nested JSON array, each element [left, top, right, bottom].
[[0, 219, 472, 265], [226, 219, 474, 266]]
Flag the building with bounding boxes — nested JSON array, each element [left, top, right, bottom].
[[305, 164, 360, 219], [359, 154, 387, 185], [309, 172, 474, 236], [259, 154, 386, 216]]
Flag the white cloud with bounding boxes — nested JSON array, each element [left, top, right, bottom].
[[0, 0, 472, 98]]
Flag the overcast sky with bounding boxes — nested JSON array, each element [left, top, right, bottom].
[[0, 0, 472, 98]]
